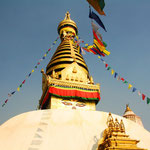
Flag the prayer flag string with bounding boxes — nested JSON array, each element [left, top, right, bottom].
[[77, 38, 150, 105], [1, 37, 59, 107]]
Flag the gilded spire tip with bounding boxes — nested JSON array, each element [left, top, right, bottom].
[[65, 11, 71, 20]]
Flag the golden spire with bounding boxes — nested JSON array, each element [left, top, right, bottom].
[[57, 11, 78, 39], [125, 104, 132, 113], [39, 12, 100, 111], [46, 12, 89, 77]]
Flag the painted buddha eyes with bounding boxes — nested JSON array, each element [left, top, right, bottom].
[[62, 101, 72, 106], [61, 101, 86, 107], [76, 103, 86, 107]]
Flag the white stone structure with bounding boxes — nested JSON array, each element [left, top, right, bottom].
[[0, 109, 149, 150]]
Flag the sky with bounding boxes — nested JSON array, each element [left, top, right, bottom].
[[0, 0, 150, 131]]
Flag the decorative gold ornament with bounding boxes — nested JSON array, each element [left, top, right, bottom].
[[97, 113, 147, 150]]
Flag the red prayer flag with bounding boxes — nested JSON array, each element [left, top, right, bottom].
[[142, 94, 146, 100], [121, 78, 125, 82], [22, 80, 26, 84], [105, 64, 108, 68], [5, 99, 8, 103]]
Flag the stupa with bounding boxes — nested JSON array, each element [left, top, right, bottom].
[[123, 104, 144, 127], [0, 12, 150, 150], [39, 11, 100, 111]]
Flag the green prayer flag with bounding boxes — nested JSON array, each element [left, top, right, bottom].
[[35, 66, 37, 68], [46, 51, 49, 54], [103, 41, 107, 47], [99, 0, 105, 10], [2, 103, 5, 107], [107, 67, 111, 70], [124, 81, 128, 84], [147, 97, 150, 104], [20, 84, 22, 88]]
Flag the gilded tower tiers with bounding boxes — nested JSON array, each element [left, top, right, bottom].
[[39, 12, 100, 110]]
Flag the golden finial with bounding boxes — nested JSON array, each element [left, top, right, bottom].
[[65, 11, 71, 20], [57, 12, 78, 37], [125, 104, 132, 113]]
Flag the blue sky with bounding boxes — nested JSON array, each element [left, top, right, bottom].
[[0, 0, 150, 131]]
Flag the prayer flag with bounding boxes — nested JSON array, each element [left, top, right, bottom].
[[35, 66, 37, 68], [48, 48, 51, 51], [32, 69, 34, 73], [81, 47, 86, 55], [121, 78, 125, 82], [17, 87, 20, 91], [42, 57, 45, 59], [103, 61, 106, 64], [8, 93, 12, 97], [87, 0, 105, 15], [93, 30, 110, 56], [114, 72, 118, 78], [105, 64, 108, 68], [132, 87, 137, 93], [101, 58, 104, 62], [20, 84, 22, 88], [44, 54, 47, 57], [5, 99, 8, 103], [142, 94, 146, 100], [11, 91, 16, 95], [103, 42, 107, 47], [117, 76, 121, 80], [124, 81, 128, 84], [91, 21, 99, 32], [2, 103, 5, 107], [22, 80, 26, 84], [111, 69, 114, 75], [107, 66, 111, 70], [99, 0, 105, 10], [37, 62, 40, 65], [96, 31, 103, 41], [138, 91, 141, 96], [128, 84, 132, 89], [89, 10, 106, 31], [28, 73, 31, 77], [147, 97, 150, 104]]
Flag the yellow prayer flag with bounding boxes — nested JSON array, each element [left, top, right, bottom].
[[17, 87, 20, 91], [32, 69, 34, 73], [44, 54, 47, 57], [98, 56, 101, 58], [103, 49, 110, 55], [94, 39, 105, 52], [111, 69, 114, 75], [87, 45, 93, 49], [54, 41, 56, 44], [128, 84, 132, 89], [85, 44, 89, 46]]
